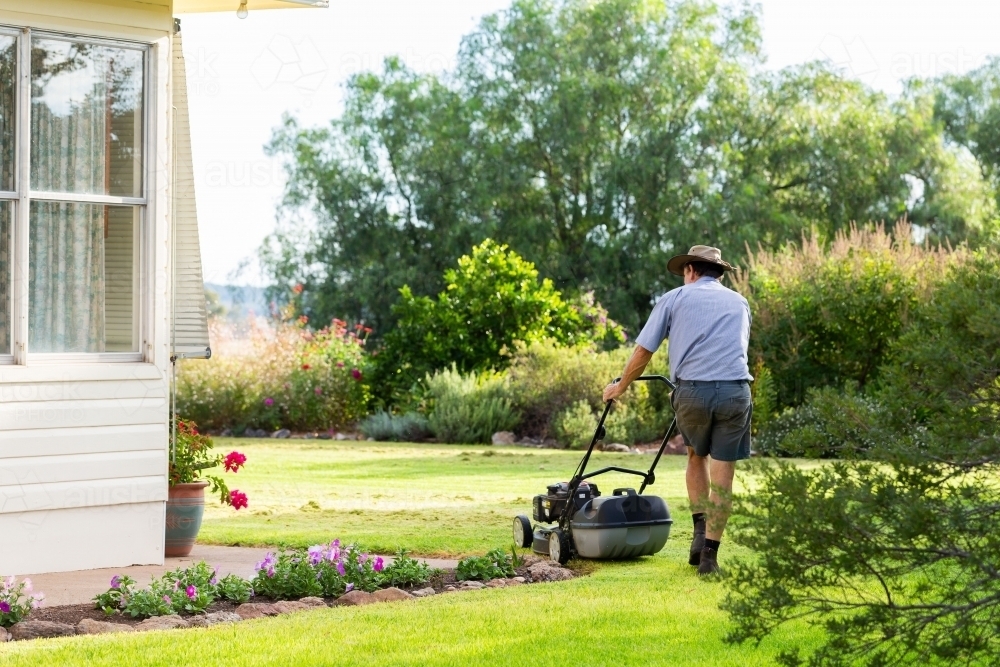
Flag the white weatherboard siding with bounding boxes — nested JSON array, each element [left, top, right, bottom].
[[0, 367, 169, 574], [0, 0, 174, 575]]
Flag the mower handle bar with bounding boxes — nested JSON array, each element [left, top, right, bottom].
[[566, 375, 679, 512]]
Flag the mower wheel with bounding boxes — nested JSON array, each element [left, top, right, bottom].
[[513, 515, 533, 548], [548, 528, 571, 565]]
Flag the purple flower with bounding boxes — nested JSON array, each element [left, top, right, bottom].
[[373, 557, 384, 573], [358, 553, 368, 565], [308, 545, 325, 566], [335, 560, 345, 577], [110, 575, 122, 589], [345, 583, 354, 593], [255, 552, 277, 573], [22, 578, 32, 594], [0, 601, 10, 614], [186, 585, 197, 600], [263, 397, 274, 407]]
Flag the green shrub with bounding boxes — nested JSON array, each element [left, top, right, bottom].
[[425, 366, 519, 444], [456, 548, 516, 581], [372, 240, 625, 405], [359, 411, 432, 442], [733, 221, 963, 411], [177, 318, 370, 433], [754, 384, 883, 458], [726, 250, 1000, 665], [552, 400, 597, 449], [749, 362, 776, 436], [603, 394, 662, 445], [378, 550, 437, 588]]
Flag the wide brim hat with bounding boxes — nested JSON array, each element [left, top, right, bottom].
[[667, 245, 735, 276]]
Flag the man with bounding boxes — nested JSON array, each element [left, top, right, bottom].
[[603, 245, 752, 576]]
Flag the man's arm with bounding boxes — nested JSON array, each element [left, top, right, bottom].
[[603, 345, 654, 402]]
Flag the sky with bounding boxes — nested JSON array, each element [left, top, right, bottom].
[[179, 0, 1000, 286]]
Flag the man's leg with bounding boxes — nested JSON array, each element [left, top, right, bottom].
[[705, 458, 736, 541], [686, 448, 710, 565]]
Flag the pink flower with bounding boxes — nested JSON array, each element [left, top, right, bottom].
[[314, 386, 323, 395], [263, 397, 274, 407], [224, 451, 247, 473], [373, 557, 384, 573], [351, 368, 362, 381], [31, 593, 44, 609], [163, 595, 171, 604], [229, 490, 249, 510], [186, 585, 196, 599]]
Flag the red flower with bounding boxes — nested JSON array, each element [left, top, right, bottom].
[[224, 451, 247, 473], [336, 361, 345, 368], [301, 363, 311, 370], [229, 490, 248, 510], [351, 368, 362, 381], [298, 315, 309, 325], [292, 284, 304, 295]]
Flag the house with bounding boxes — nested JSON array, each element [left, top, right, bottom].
[[0, 0, 326, 575]]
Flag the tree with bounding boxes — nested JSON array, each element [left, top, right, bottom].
[[724, 251, 1000, 666], [262, 0, 985, 336]]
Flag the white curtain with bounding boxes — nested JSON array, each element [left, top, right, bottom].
[[29, 97, 107, 353]]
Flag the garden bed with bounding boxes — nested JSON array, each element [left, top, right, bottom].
[[1, 557, 575, 643]]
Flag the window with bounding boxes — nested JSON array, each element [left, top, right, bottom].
[[0, 27, 148, 362]]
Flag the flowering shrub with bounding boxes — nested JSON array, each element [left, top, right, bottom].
[[252, 542, 434, 599], [0, 577, 44, 626], [94, 562, 254, 619], [170, 419, 248, 509], [177, 317, 371, 433]]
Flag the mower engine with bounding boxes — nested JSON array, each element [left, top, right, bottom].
[[531, 481, 600, 524]]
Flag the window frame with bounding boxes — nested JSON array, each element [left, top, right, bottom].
[[0, 25, 154, 365]]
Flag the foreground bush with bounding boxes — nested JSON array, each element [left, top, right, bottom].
[[372, 240, 625, 406], [507, 340, 671, 443], [733, 221, 963, 411], [176, 318, 370, 433], [725, 251, 1000, 666], [424, 366, 519, 444]]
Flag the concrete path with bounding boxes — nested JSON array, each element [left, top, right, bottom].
[[20, 545, 458, 607]]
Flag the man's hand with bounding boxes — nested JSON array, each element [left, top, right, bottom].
[[603, 345, 654, 404], [603, 381, 625, 403]]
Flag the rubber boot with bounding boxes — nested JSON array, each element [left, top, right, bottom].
[[689, 518, 706, 566], [697, 547, 720, 576]]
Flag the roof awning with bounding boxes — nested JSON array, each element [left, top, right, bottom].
[[173, 0, 328, 12]]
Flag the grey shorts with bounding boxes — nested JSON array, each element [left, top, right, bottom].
[[671, 380, 752, 461]]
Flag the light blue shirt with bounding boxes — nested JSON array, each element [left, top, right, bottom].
[[634, 277, 752, 382]]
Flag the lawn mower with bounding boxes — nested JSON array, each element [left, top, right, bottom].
[[512, 375, 677, 564]]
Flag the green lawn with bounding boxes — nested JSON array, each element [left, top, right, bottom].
[[197, 439, 720, 556], [0, 440, 823, 666]]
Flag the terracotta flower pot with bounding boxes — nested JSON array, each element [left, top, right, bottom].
[[165, 481, 210, 557]]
